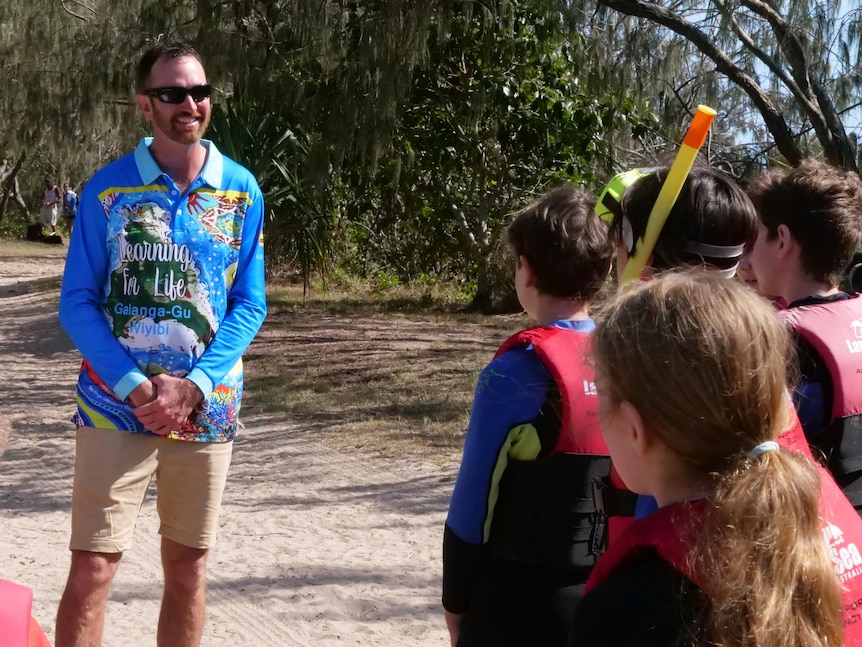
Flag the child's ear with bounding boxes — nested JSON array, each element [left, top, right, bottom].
[[775, 224, 798, 259], [619, 401, 651, 456], [518, 255, 537, 288]]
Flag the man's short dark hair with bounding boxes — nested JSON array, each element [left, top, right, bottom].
[[135, 41, 203, 94], [747, 159, 862, 286], [507, 185, 612, 301]]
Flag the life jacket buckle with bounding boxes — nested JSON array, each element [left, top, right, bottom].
[[590, 476, 611, 556]]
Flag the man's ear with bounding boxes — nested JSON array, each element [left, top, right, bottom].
[[136, 93, 153, 121], [619, 400, 650, 456]]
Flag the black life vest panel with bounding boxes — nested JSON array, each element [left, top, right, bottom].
[[780, 295, 862, 509], [486, 325, 622, 573], [584, 464, 862, 643]]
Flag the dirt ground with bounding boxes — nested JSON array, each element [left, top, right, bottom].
[[0, 243, 494, 646]]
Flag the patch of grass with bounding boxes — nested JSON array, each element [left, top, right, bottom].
[[267, 273, 475, 315], [0, 238, 68, 259], [244, 281, 527, 464]]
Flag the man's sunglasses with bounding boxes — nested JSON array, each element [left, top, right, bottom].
[[144, 84, 212, 104]]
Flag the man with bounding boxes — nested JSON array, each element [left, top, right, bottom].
[[39, 179, 61, 234], [61, 183, 78, 234], [747, 159, 862, 512], [56, 41, 267, 647]]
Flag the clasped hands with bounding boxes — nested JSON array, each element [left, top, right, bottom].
[[127, 374, 203, 436]]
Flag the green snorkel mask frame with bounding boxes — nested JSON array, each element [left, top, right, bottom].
[[595, 168, 649, 224]]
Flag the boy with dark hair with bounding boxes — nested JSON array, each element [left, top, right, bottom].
[[443, 185, 614, 647], [748, 159, 862, 511]]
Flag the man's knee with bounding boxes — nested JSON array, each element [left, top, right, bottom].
[[162, 540, 208, 591], [66, 551, 122, 594]]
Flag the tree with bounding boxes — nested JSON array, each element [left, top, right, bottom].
[[354, 3, 652, 309], [574, 0, 862, 171], [208, 100, 335, 289]]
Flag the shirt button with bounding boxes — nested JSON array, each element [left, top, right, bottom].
[[177, 209, 183, 215]]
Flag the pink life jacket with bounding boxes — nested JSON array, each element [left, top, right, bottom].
[[0, 579, 50, 647], [780, 295, 862, 508]]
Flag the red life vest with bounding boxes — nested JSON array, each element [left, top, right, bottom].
[[495, 326, 605, 454], [487, 326, 632, 569], [777, 406, 813, 458], [780, 295, 862, 507], [584, 464, 862, 642]]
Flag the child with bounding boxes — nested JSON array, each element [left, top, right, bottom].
[[571, 272, 862, 647], [595, 165, 759, 520], [443, 186, 614, 647], [747, 160, 862, 511]]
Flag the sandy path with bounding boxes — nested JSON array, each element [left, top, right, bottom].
[[0, 254, 453, 646]]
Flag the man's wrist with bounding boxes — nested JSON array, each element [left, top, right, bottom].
[[184, 378, 204, 405]]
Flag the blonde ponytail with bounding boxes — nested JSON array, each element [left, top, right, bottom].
[[592, 272, 845, 647], [697, 450, 843, 647]]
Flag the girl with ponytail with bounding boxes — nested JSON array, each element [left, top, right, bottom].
[[570, 271, 859, 647]]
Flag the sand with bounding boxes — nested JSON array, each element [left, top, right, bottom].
[[0, 253, 453, 646]]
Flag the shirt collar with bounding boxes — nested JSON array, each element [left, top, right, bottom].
[[133, 138, 224, 188]]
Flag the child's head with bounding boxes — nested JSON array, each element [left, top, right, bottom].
[[607, 166, 757, 278], [508, 185, 613, 303], [591, 271, 843, 647], [747, 159, 862, 289], [592, 272, 789, 487]]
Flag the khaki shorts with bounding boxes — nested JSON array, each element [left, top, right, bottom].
[[71, 428, 233, 552], [39, 206, 57, 226]]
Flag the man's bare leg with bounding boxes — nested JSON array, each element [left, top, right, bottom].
[[55, 550, 122, 647], [158, 537, 208, 647]]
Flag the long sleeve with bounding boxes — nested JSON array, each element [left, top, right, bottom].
[[442, 348, 549, 612], [59, 182, 147, 398], [184, 184, 267, 397]]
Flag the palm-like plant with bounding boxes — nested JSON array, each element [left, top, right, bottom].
[[208, 99, 334, 290]]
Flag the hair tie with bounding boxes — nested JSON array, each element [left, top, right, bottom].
[[748, 440, 780, 459]]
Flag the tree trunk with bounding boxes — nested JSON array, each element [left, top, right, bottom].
[[0, 151, 27, 226]]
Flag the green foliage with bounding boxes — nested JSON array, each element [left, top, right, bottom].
[[208, 99, 335, 288], [349, 2, 651, 308]]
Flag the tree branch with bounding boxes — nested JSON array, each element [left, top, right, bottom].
[[597, 0, 804, 164], [738, 0, 856, 169], [59, 0, 91, 21]]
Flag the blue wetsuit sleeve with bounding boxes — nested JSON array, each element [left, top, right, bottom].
[[794, 382, 826, 436], [59, 183, 147, 397], [635, 495, 659, 519], [442, 348, 549, 612], [185, 184, 267, 397]]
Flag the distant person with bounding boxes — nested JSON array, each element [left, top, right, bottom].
[[747, 159, 862, 511], [56, 40, 266, 647], [571, 272, 862, 647], [443, 186, 615, 647], [0, 412, 52, 647], [61, 184, 77, 234], [39, 179, 61, 235]]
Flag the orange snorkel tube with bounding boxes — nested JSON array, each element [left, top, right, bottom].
[[619, 105, 717, 285]]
